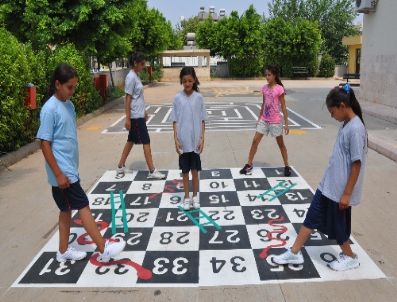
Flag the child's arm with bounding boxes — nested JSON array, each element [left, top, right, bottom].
[[173, 122, 182, 155], [258, 96, 264, 122], [280, 94, 289, 135], [198, 121, 206, 154], [339, 161, 361, 210], [40, 140, 70, 189], [124, 94, 132, 130]]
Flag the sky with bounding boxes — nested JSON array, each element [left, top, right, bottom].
[[147, 0, 273, 26], [147, 0, 363, 27]]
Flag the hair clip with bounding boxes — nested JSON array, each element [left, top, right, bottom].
[[343, 83, 351, 93]]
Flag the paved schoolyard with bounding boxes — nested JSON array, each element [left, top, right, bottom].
[[1, 79, 396, 302]]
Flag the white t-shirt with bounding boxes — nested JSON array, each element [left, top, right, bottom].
[[318, 116, 367, 206], [124, 70, 145, 119]]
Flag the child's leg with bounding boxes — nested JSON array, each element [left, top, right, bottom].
[[118, 141, 133, 167], [79, 206, 106, 253], [59, 211, 72, 253], [247, 132, 264, 165], [340, 241, 354, 257], [182, 172, 190, 199], [191, 169, 199, 197], [291, 225, 313, 253], [275, 135, 289, 166], [143, 144, 155, 171]]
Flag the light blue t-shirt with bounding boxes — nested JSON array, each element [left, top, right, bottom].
[[171, 91, 207, 154], [36, 95, 79, 187], [318, 116, 367, 206], [125, 70, 145, 119]]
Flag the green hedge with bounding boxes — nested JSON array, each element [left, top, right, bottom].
[[0, 28, 36, 153], [0, 29, 102, 154], [47, 44, 101, 116], [318, 53, 336, 77]]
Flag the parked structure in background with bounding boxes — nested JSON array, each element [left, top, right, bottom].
[[359, 0, 397, 109], [197, 6, 226, 21]]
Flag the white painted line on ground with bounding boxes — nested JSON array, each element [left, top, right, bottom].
[[287, 108, 322, 129], [162, 107, 172, 123], [245, 106, 259, 120], [234, 109, 243, 119]]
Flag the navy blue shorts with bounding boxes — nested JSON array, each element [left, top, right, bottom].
[[128, 118, 150, 145], [52, 181, 89, 212], [179, 152, 202, 174], [303, 189, 351, 245]]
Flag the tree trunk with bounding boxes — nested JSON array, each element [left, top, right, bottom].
[[108, 64, 115, 87]]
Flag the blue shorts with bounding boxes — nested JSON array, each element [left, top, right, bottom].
[[128, 118, 150, 145], [52, 181, 89, 212], [179, 152, 202, 174], [303, 189, 351, 245]]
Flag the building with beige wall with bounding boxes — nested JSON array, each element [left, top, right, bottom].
[[342, 34, 362, 74], [360, 0, 397, 108]]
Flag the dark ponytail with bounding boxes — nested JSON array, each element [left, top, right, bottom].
[[265, 64, 284, 88], [179, 67, 200, 92], [326, 85, 365, 126], [43, 63, 78, 104], [129, 51, 146, 67]]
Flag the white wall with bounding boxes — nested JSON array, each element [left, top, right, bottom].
[[361, 0, 397, 108]]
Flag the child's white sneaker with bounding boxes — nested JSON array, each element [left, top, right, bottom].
[[56, 247, 87, 262], [192, 196, 200, 209], [116, 165, 125, 177], [148, 169, 166, 179], [328, 253, 360, 271], [98, 239, 126, 262], [182, 198, 191, 210], [272, 248, 304, 265]]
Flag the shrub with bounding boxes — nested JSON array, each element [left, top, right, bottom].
[[318, 53, 336, 77], [47, 44, 101, 116], [0, 28, 35, 153]]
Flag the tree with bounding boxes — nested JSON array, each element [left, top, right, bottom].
[[0, 0, 176, 85], [262, 17, 322, 76], [197, 6, 267, 77], [196, 18, 218, 54], [175, 16, 201, 46], [130, 7, 175, 56], [268, 0, 358, 63]]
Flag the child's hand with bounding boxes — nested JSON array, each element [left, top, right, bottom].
[[175, 139, 182, 155], [339, 194, 350, 210], [145, 111, 149, 122], [284, 125, 289, 135], [124, 119, 131, 130], [197, 137, 205, 154], [57, 173, 70, 189]]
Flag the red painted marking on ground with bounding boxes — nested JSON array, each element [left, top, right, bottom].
[[259, 216, 288, 259], [90, 252, 153, 280], [74, 219, 109, 245], [148, 179, 180, 200]]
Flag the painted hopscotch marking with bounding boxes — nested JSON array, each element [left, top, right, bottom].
[[13, 167, 384, 287], [102, 103, 321, 134]]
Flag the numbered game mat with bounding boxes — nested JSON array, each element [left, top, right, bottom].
[[13, 167, 385, 287]]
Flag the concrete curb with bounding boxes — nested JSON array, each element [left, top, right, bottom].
[[0, 97, 123, 171], [368, 133, 397, 162], [361, 102, 397, 125]]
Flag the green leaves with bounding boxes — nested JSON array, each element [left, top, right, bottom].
[[268, 0, 358, 64], [262, 17, 322, 76], [196, 5, 266, 77]]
